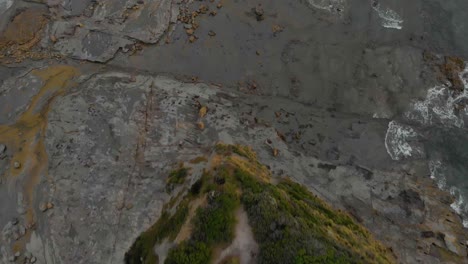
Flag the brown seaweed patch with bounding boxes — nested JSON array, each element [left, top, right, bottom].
[[423, 51, 466, 93], [440, 56, 466, 92]]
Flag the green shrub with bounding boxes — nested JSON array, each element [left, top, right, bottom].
[[166, 167, 189, 193], [234, 169, 264, 194], [165, 241, 211, 264], [237, 169, 387, 264], [192, 188, 239, 244], [125, 202, 189, 264], [167, 167, 188, 185]]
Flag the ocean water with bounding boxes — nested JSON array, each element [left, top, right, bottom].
[[426, 128, 468, 227], [386, 65, 468, 227]]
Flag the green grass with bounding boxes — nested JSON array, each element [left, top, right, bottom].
[[191, 191, 239, 244], [238, 170, 391, 264], [166, 167, 189, 193], [215, 144, 257, 162], [125, 201, 189, 264], [167, 167, 188, 185], [165, 166, 240, 263], [165, 241, 211, 264]]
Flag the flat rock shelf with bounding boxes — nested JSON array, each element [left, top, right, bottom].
[[1, 0, 468, 264]]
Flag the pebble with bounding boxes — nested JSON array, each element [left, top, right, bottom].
[[46, 202, 54, 210], [13, 161, 21, 169], [197, 121, 205, 130], [14, 251, 20, 257], [39, 203, 48, 212], [30, 257, 37, 263], [273, 148, 279, 157], [199, 106, 208, 118], [116, 202, 125, 211]]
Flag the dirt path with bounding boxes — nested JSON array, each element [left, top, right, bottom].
[[215, 206, 258, 264]]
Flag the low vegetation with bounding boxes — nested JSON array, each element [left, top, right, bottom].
[[166, 166, 189, 193], [125, 201, 189, 264], [125, 144, 395, 264]]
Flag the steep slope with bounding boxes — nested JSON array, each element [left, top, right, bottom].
[[125, 144, 395, 264]]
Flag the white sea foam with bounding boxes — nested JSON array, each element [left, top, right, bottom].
[[429, 160, 468, 227], [454, 65, 468, 107], [308, 0, 346, 13], [372, 112, 390, 119], [384, 121, 423, 160], [388, 62, 468, 227], [429, 159, 447, 189], [372, 4, 403, 30], [404, 64, 468, 128], [463, 220, 468, 228], [450, 187, 468, 216], [460, 66, 468, 89], [405, 85, 464, 128]]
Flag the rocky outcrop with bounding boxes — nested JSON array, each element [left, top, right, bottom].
[[126, 144, 395, 264], [1, 0, 468, 263], [1, 68, 466, 263]]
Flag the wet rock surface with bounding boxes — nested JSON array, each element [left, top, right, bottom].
[[1, 0, 468, 263]]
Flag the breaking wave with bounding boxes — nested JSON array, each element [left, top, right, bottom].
[[405, 65, 468, 128], [372, 2, 403, 30], [307, 0, 346, 13], [429, 159, 446, 189], [384, 121, 423, 161], [430, 160, 468, 227], [405, 85, 464, 128], [386, 63, 468, 227]]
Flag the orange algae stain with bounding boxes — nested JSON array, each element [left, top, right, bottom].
[[0, 8, 50, 63], [0, 65, 79, 228]]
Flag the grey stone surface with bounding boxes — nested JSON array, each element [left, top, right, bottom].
[[1, 0, 468, 263], [52, 26, 134, 62], [0, 0, 13, 30], [0, 70, 460, 263], [44, 0, 180, 62]]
